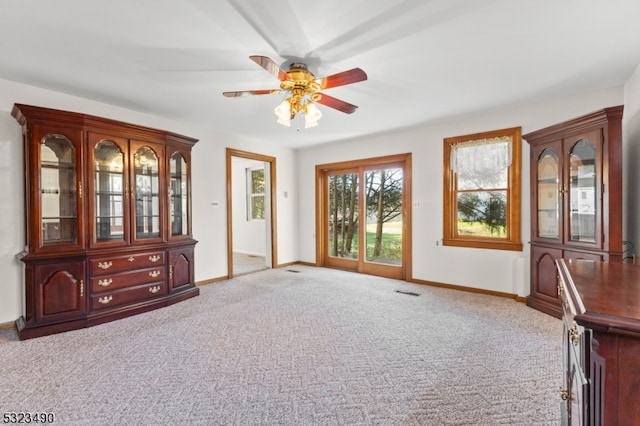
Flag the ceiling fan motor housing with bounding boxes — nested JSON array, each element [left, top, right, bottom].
[[281, 63, 320, 95]]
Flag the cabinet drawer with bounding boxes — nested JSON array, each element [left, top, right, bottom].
[[90, 282, 166, 310], [89, 251, 165, 275], [90, 266, 166, 293]]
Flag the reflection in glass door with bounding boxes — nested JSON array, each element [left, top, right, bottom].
[[320, 154, 410, 280], [568, 139, 596, 243], [94, 140, 125, 243], [40, 134, 78, 245], [133, 146, 160, 241]]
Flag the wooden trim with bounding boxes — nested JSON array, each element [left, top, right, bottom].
[[195, 276, 228, 286], [291, 260, 317, 267], [226, 148, 278, 278], [409, 277, 523, 301], [442, 238, 523, 251], [316, 153, 413, 172], [12, 104, 198, 144], [522, 105, 624, 142], [443, 126, 523, 251], [276, 260, 312, 268], [0, 321, 16, 331], [196, 263, 526, 304]]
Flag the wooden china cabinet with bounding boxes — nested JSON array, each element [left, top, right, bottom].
[[12, 104, 199, 340], [525, 106, 623, 318]]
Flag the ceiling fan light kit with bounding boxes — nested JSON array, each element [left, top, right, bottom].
[[274, 95, 323, 129], [223, 56, 367, 129]]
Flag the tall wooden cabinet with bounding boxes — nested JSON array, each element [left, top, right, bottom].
[[12, 104, 199, 340], [525, 106, 623, 318]]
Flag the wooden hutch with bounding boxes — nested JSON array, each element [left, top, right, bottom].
[[525, 106, 624, 318], [13, 104, 199, 340]]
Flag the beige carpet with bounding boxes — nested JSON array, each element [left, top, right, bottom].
[[0, 265, 562, 425], [233, 251, 268, 276]]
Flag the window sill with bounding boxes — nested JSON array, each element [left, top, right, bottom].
[[442, 238, 523, 252]]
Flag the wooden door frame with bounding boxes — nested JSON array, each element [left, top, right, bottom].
[[315, 153, 412, 280], [226, 148, 277, 278]]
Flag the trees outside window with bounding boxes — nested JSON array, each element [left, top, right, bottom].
[[443, 127, 522, 251], [247, 167, 265, 220]]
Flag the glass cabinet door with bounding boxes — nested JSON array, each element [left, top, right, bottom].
[[567, 138, 597, 244], [133, 145, 161, 242], [40, 133, 79, 246], [537, 147, 560, 240], [93, 138, 126, 244], [169, 151, 189, 238]]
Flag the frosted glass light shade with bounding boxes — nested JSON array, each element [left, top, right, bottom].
[[274, 100, 292, 127], [304, 102, 322, 128]]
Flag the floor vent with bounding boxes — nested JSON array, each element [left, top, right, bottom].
[[395, 290, 420, 296]]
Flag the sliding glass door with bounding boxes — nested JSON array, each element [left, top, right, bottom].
[[318, 154, 411, 280]]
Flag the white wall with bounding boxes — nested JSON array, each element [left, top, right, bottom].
[[0, 108, 24, 326], [0, 78, 299, 324], [623, 64, 640, 251], [0, 76, 634, 325], [297, 86, 625, 297]]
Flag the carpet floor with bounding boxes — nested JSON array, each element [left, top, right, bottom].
[[233, 252, 268, 276], [0, 265, 562, 425]]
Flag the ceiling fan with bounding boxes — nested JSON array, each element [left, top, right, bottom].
[[223, 56, 367, 128]]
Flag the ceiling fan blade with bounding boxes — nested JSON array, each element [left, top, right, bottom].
[[318, 68, 367, 90], [315, 93, 358, 114], [222, 89, 280, 97], [249, 55, 288, 81]]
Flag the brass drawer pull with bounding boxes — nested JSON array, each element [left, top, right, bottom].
[[98, 261, 113, 270], [98, 295, 113, 305], [128, 256, 135, 262], [569, 321, 580, 345], [98, 278, 113, 287], [559, 387, 569, 401], [149, 255, 161, 262], [149, 270, 161, 278], [148, 286, 161, 294]]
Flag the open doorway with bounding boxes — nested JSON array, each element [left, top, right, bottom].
[[226, 148, 277, 277]]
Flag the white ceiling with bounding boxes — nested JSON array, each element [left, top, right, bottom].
[[1, 0, 639, 149]]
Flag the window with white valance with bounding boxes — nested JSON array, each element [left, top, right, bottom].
[[443, 127, 522, 251]]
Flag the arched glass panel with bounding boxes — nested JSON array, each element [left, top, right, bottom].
[[40, 134, 77, 244], [94, 140, 125, 242], [569, 139, 596, 242], [537, 148, 559, 238], [134, 146, 160, 239]]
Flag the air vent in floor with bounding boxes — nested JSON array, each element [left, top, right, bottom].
[[395, 290, 420, 296]]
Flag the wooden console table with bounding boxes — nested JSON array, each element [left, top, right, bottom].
[[556, 258, 640, 425]]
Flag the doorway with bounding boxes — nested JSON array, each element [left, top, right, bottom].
[[316, 153, 412, 280], [226, 148, 277, 277]]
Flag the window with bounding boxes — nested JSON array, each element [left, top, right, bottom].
[[247, 167, 265, 220], [443, 127, 522, 251]]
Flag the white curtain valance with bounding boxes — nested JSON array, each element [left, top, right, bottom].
[[450, 136, 512, 173]]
